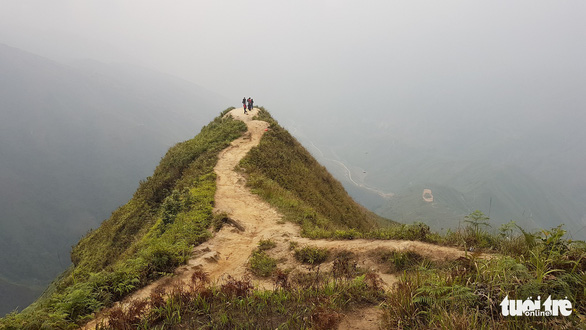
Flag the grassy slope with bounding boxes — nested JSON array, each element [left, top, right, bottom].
[[382, 226, 586, 329], [90, 226, 586, 329], [130, 109, 586, 329], [3, 108, 585, 329], [0, 108, 247, 328], [239, 108, 395, 237]]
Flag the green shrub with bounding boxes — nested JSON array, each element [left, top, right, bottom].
[[220, 106, 236, 117], [248, 251, 277, 277], [52, 283, 103, 321], [294, 246, 329, 265], [257, 239, 277, 251], [161, 189, 184, 225], [333, 229, 361, 240], [377, 250, 425, 272]]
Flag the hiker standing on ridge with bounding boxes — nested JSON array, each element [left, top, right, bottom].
[[242, 97, 247, 114], [250, 98, 254, 110], [247, 97, 252, 111]]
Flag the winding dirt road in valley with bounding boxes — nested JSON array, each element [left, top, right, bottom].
[[83, 108, 471, 329]]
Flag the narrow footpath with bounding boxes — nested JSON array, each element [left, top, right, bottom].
[[83, 108, 470, 329]]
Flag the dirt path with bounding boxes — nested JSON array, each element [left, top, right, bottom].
[[338, 306, 383, 330], [83, 108, 298, 329], [199, 108, 300, 282], [83, 108, 471, 329]]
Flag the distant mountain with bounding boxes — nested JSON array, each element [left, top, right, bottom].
[[0, 278, 41, 316], [287, 77, 586, 239], [306, 134, 586, 239], [374, 184, 470, 231], [0, 43, 228, 316], [374, 165, 586, 238]]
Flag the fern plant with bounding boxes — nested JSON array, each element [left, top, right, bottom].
[[464, 210, 490, 240]]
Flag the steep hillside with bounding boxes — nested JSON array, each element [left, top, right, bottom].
[[82, 108, 585, 329], [0, 43, 229, 315], [0, 109, 245, 327], [73, 108, 461, 329], [2, 108, 584, 329], [239, 109, 393, 235], [0, 107, 389, 327]]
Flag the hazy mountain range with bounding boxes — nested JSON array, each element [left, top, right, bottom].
[[289, 70, 586, 238], [0, 44, 227, 315]]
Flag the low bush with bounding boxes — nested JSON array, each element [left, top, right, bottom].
[[257, 239, 277, 251], [294, 246, 330, 265], [100, 265, 385, 329], [375, 250, 425, 272], [248, 250, 278, 277], [381, 225, 586, 329]]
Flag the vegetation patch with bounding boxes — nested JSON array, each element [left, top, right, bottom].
[[248, 250, 278, 278], [332, 251, 361, 280], [248, 240, 279, 277], [294, 246, 330, 265], [257, 239, 277, 251], [0, 109, 247, 328], [98, 269, 385, 329], [382, 225, 586, 329], [374, 249, 426, 273], [240, 107, 394, 237]]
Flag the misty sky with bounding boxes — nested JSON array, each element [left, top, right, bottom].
[[2, 1, 586, 204], [2, 1, 584, 120]]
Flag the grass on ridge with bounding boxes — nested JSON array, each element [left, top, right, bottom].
[[0, 108, 247, 328], [240, 107, 395, 238], [95, 257, 386, 329]]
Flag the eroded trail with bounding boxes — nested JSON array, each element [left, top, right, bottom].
[[83, 108, 470, 329], [187, 109, 299, 283]]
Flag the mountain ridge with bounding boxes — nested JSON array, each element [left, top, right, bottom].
[[80, 107, 465, 328], [2, 108, 584, 329], [2, 107, 398, 327]]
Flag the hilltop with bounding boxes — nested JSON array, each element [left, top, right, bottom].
[[1, 108, 585, 329]]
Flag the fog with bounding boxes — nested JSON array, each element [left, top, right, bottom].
[[1, 0, 585, 313], [2, 0, 585, 230], [3, 1, 583, 110]]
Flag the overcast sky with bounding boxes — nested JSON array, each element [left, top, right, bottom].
[[1, 1, 586, 236], [1, 0, 586, 167], [2, 0, 584, 119]]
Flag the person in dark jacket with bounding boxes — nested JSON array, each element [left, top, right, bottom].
[[242, 97, 247, 113]]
